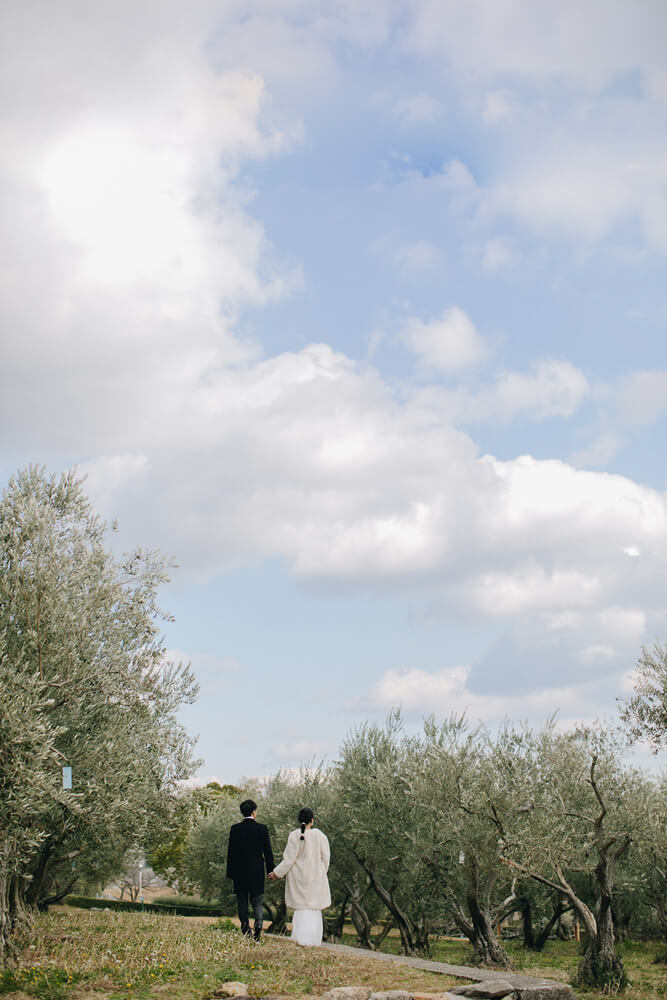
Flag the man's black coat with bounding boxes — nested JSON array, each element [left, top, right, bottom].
[[226, 818, 275, 894]]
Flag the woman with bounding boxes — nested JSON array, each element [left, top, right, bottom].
[[269, 807, 331, 946]]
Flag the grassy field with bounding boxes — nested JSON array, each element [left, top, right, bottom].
[[0, 908, 460, 1000], [1, 908, 665, 1000]]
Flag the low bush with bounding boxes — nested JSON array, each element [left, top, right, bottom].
[[64, 895, 224, 917]]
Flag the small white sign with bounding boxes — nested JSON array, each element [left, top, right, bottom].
[[62, 766, 72, 790]]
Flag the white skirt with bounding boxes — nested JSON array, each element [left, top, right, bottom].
[[291, 908, 323, 947]]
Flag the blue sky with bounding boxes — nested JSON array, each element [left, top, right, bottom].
[[2, 1, 667, 782]]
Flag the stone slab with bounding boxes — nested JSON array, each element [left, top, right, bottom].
[[413, 994, 460, 1000], [321, 990, 372, 1000], [450, 981, 514, 998], [210, 984, 249, 998], [511, 989, 575, 1000], [369, 992, 413, 1000]]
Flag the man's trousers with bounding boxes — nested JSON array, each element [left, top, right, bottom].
[[236, 891, 263, 940]]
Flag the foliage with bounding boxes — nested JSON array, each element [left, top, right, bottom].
[[0, 467, 199, 963], [65, 894, 223, 916], [621, 641, 667, 751], [182, 796, 241, 909], [148, 783, 237, 890], [621, 771, 667, 949], [0, 642, 67, 957], [409, 717, 521, 968], [333, 713, 430, 955]]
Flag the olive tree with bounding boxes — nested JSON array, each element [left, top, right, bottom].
[[333, 714, 433, 956], [621, 641, 667, 751], [498, 727, 632, 992], [0, 467, 199, 963], [622, 771, 667, 957], [411, 717, 516, 969]]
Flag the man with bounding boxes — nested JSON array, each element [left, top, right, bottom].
[[226, 798, 274, 941]]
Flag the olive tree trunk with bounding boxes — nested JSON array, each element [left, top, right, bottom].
[[452, 893, 513, 969], [0, 872, 31, 966]]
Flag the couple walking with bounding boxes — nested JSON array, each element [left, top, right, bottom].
[[226, 799, 330, 946]]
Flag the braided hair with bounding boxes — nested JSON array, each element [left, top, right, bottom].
[[298, 806, 314, 840]]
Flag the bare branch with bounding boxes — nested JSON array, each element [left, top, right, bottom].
[[588, 755, 607, 829]]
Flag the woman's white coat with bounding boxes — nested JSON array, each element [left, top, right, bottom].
[[272, 827, 331, 910]]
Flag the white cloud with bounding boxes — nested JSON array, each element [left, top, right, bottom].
[[0, 5, 298, 458], [438, 159, 478, 196], [393, 8, 667, 255], [490, 361, 590, 420], [570, 432, 625, 469], [482, 90, 518, 125], [487, 454, 667, 542], [273, 738, 334, 760], [411, 360, 589, 425], [485, 131, 667, 251], [176, 775, 229, 792], [79, 454, 148, 515], [598, 606, 646, 641], [364, 664, 593, 728], [481, 237, 516, 272], [166, 648, 242, 696], [394, 240, 442, 275], [618, 371, 667, 426], [366, 664, 471, 710], [492, 150, 635, 241], [401, 306, 488, 372], [72, 353, 667, 674], [398, 158, 478, 204], [394, 93, 440, 124], [581, 644, 615, 663], [464, 565, 602, 617], [398, 138, 667, 255], [167, 649, 242, 673], [406, 1, 666, 90]]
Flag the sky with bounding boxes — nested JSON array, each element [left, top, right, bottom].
[[2, 1, 667, 784]]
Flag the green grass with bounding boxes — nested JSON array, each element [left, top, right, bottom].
[[3, 909, 665, 1000], [2, 908, 461, 1000]]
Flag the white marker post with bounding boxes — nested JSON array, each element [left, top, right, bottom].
[[62, 766, 72, 790]]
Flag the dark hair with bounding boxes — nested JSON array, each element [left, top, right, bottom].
[[298, 806, 314, 839], [240, 799, 257, 817]]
